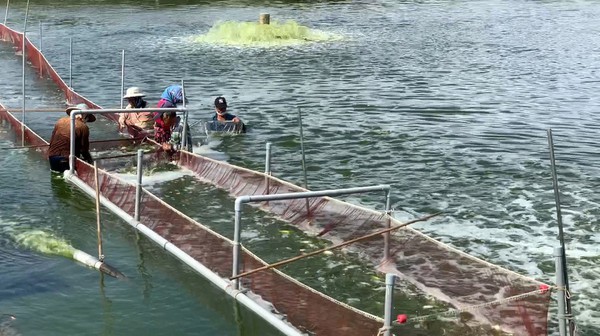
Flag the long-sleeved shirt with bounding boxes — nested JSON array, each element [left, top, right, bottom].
[[48, 116, 93, 163]]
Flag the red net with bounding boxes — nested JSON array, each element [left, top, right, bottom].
[[1, 23, 552, 335]]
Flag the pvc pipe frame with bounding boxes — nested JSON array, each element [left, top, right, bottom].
[[69, 107, 187, 175], [180, 80, 189, 151], [232, 184, 391, 290], [383, 274, 396, 336], [64, 172, 303, 336]]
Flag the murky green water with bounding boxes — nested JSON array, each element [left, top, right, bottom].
[[1, 0, 600, 335]]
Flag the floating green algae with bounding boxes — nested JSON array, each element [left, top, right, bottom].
[[14, 230, 75, 258], [193, 20, 342, 47]]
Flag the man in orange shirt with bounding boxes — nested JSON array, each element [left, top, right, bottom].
[[48, 103, 96, 173]]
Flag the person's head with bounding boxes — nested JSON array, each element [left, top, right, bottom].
[[155, 111, 177, 127], [66, 103, 96, 123], [123, 87, 146, 105], [214, 96, 227, 115], [161, 85, 187, 106]]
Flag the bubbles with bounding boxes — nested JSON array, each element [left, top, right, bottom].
[[13, 230, 75, 258], [192, 20, 343, 47]]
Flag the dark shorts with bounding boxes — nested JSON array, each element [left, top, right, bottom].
[[49, 156, 69, 173]]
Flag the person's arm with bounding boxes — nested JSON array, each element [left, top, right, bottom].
[[79, 125, 93, 164]]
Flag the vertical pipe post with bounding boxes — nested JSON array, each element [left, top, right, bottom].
[[38, 21, 42, 52], [69, 37, 72, 88], [383, 273, 396, 336], [181, 79, 189, 151], [547, 128, 573, 333], [134, 149, 144, 221], [265, 142, 272, 175], [69, 113, 75, 174], [94, 162, 104, 262], [232, 201, 242, 290], [120, 50, 124, 109], [297, 107, 310, 215], [265, 142, 272, 195], [21, 0, 29, 146], [3, 0, 9, 25], [383, 190, 391, 260], [555, 247, 567, 336]]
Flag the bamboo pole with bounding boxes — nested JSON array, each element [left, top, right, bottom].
[[93, 162, 104, 262], [230, 212, 441, 280]]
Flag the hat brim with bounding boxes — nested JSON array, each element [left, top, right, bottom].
[[123, 94, 146, 99]]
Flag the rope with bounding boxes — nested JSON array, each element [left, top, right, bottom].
[[375, 326, 390, 336]]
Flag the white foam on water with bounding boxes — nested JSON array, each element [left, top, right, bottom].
[[114, 166, 195, 187]]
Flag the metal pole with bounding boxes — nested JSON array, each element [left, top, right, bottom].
[[69, 113, 75, 174], [69, 37, 72, 88], [134, 149, 143, 221], [384, 190, 391, 260], [555, 247, 567, 336], [265, 142, 272, 195], [297, 107, 310, 215], [547, 128, 573, 333], [21, 0, 29, 146], [232, 204, 242, 290], [383, 273, 396, 336], [3, 0, 9, 25], [297, 107, 309, 189], [265, 142, 272, 173], [181, 79, 189, 151], [38, 21, 42, 52], [120, 50, 124, 109], [94, 162, 104, 262]]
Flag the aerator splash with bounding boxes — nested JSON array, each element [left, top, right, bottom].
[[194, 20, 342, 47], [14, 230, 124, 278]]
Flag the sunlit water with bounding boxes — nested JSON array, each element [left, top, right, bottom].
[[1, 0, 600, 335]]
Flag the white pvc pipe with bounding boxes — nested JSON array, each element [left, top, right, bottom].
[[134, 149, 143, 221], [72, 249, 123, 278], [69, 37, 72, 88], [3, 0, 9, 25], [265, 142, 272, 175], [181, 79, 188, 151], [21, 0, 29, 146], [120, 50, 124, 109], [64, 172, 303, 336], [383, 274, 396, 336]]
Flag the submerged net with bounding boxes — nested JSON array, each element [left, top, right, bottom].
[[1, 23, 552, 335]]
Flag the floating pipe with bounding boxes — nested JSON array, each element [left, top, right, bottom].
[[64, 172, 303, 336], [72, 249, 124, 278]]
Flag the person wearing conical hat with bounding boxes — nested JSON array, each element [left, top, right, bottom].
[[48, 103, 95, 173], [119, 87, 153, 131]]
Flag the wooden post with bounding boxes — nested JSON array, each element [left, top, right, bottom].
[[259, 13, 270, 25]]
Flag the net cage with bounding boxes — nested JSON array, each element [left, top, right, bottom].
[[0, 23, 553, 335]]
